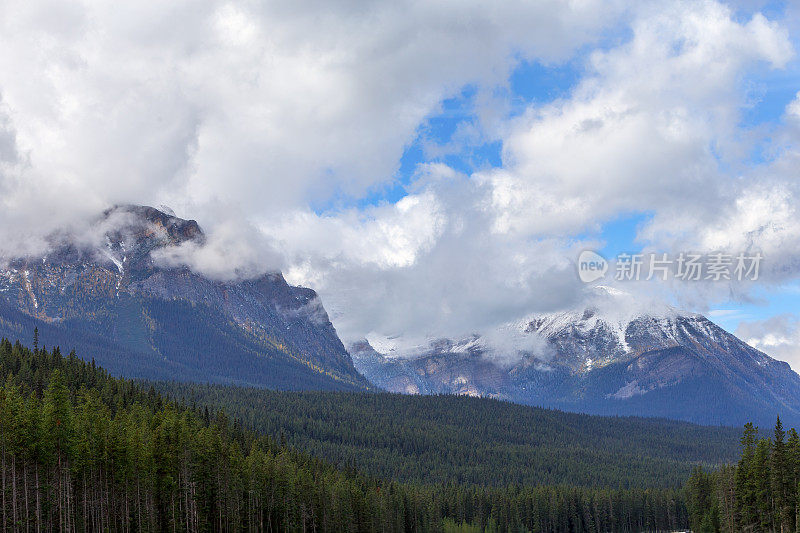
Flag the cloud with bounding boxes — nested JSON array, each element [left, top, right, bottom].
[[481, 0, 792, 238], [151, 216, 285, 280], [0, 0, 625, 281], [0, 102, 20, 166], [272, 1, 799, 349], [275, 188, 447, 273], [737, 314, 800, 368], [273, 164, 589, 345], [0, 0, 621, 228], [655, 91, 800, 292]]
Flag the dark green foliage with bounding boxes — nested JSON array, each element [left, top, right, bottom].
[[156, 383, 741, 489], [687, 417, 800, 532], [0, 339, 690, 531], [685, 466, 720, 532]]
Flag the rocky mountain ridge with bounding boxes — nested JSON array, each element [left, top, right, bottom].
[[352, 307, 800, 426], [0, 205, 368, 389]]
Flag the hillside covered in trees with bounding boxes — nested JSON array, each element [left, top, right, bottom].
[[0, 338, 698, 531], [158, 384, 742, 489], [686, 417, 800, 532]]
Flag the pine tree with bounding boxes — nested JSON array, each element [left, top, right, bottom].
[[772, 416, 794, 532], [686, 466, 719, 532], [787, 428, 800, 533], [754, 437, 774, 532], [735, 422, 758, 529]]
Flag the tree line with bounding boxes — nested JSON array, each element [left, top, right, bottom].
[[0, 338, 689, 531], [686, 417, 800, 532]]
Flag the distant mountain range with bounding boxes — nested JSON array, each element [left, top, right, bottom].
[[1, 204, 798, 427], [0, 205, 369, 390], [352, 305, 800, 427]]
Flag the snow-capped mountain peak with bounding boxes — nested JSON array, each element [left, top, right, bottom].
[[352, 303, 800, 427]]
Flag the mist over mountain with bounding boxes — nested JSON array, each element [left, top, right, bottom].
[[2, 203, 798, 428], [0, 205, 368, 390], [352, 304, 800, 427]]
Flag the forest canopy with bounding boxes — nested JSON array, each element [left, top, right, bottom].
[[0, 339, 702, 531]]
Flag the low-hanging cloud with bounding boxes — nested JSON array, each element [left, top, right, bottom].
[[737, 314, 800, 370]]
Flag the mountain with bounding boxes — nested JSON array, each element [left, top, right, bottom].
[[0, 205, 369, 390], [352, 305, 800, 427]]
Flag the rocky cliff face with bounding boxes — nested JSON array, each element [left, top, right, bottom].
[[0, 205, 369, 389], [352, 308, 800, 426]]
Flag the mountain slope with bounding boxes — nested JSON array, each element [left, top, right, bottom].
[[352, 307, 800, 426], [157, 384, 741, 489], [0, 205, 369, 390]]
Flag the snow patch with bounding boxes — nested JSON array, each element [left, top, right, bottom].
[[608, 380, 645, 400], [22, 270, 38, 309], [102, 249, 124, 273]]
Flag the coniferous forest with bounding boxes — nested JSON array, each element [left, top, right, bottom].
[[686, 417, 800, 532], [0, 338, 699, 531], [157, 383, 740, 489]]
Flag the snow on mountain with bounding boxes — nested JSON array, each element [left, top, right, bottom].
[[353, 296, 800, 426], [0, 205, 369, 390]]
